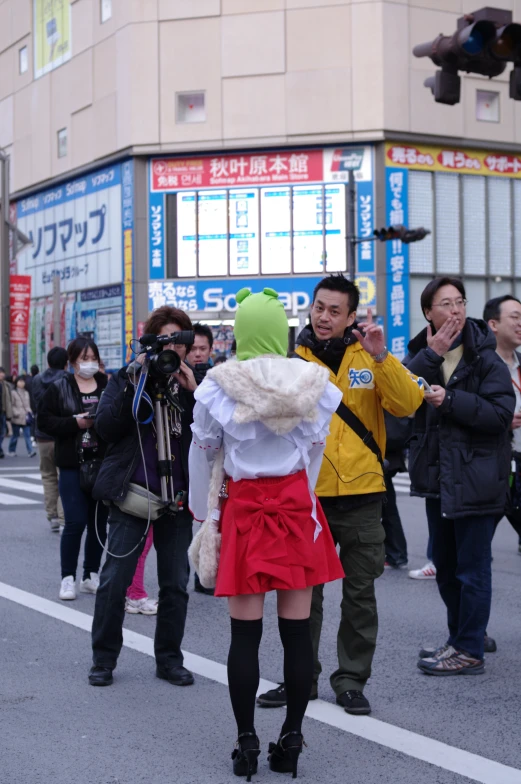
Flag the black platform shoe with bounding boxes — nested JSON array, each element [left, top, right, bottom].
[[232, 732, 261, 781], [268, 731, 306, 779]]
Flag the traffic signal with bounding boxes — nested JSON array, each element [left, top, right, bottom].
[[413, 7, 521, 105], [373, 226, 431, 244]]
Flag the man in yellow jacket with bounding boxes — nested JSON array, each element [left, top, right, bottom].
[[258, 274, 424, 715]]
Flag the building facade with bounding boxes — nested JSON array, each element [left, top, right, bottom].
[[2, 0, 521, 368]]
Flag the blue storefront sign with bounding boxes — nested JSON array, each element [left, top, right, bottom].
[[148, 277, 323, 315], [385, 168, 409, 360], [149, 191, 166, 279]]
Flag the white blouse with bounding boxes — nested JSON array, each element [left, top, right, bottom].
[[188, 377, 342, 537]]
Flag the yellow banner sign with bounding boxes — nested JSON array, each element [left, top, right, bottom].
[[34, 0, 72, 80], [385, 142, 521, 178], [124, 230, 134, 361]]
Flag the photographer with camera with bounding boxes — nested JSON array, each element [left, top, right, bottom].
[[38, 337, 108, 601], [88, 306, 197, 688]]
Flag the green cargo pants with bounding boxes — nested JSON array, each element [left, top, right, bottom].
[[310, 500, 385, 696]]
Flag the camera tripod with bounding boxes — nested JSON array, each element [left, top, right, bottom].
[[153, 386, 177, 505]]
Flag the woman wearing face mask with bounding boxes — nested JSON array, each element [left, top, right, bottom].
[[8, 377, 37, 457], [39, 337, 109, 601]]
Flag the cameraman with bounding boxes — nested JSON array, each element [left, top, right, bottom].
[[89, 306, 197, 688]]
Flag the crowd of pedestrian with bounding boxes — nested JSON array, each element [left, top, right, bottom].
[[4, 273, 520, 780]]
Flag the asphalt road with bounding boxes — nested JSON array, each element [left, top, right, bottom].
[[1, 455, 520, 784]]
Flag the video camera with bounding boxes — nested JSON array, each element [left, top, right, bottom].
[[138, 331, 194, 377]]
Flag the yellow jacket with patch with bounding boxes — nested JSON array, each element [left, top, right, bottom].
[[296, 343, 424, 497]]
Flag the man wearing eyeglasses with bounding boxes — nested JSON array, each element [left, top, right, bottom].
[[484, 295, 521, 554], [404, 277, 515, 677]]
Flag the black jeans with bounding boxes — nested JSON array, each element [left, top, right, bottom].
[[426, 499, 494, 660], [91, 505, 192, 670], [59, 467, 108, 580], [381, 473, 408, 566]]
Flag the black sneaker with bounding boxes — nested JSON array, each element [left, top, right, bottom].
[[335, 690, 371, 715], [257, 682, 318, 707], [88, 666, 113, 686]]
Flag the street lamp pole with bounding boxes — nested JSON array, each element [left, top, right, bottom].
[[0, 150, 10, 371], [346, 169, 357, 282]]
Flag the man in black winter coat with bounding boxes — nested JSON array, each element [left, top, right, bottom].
[[405, 277, 515, 677], [89, 306, 197, 689]]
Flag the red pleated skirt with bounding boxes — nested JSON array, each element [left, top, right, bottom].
[[214, 470, 345, 597]]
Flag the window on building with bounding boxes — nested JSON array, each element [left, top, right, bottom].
[[176, 92, 206, 124], [57, 128, 67, 158], [435, 172, 460, 274], [463, 175, 486, 275], [476, 90, 500, 123], [100, 0, 112, 23], [514, 181, 521, 277], [19, 46, 28, 74], [488, 177, 512, 276], [408, 171, 434, 274]]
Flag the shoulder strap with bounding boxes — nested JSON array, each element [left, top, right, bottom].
[[335, 401, 384, 468], [295, 350, 384, 468]]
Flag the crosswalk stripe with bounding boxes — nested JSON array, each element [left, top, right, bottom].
[[0, 491, 39, 505], [0, 478, 44, 494], [0, 473, 42, 481], [0, 467, 41, 473]]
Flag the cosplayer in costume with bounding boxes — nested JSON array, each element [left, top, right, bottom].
[[188, 288, 344, 780]]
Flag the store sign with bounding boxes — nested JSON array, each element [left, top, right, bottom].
[[33, 0, 72, 80], [151, 146, 373, 192], [386, 142, 521, 177], [149, 275, 375, 315], [122, 161, 135, 361], [151, 151, 324, 190], [10, 275, 32, 344], [16, 164, 123, 298], [149, 278, 319, 314], [385, 169, 409, 360]]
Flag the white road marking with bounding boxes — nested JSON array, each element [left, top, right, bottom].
[[0, 581, 520, 784], [0, 492, 40, 505], [0, 478, 44, 494], [0, 468, 42, 474]]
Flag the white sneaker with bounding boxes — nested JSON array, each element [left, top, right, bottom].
[[125, 597, 158, 615], [6, 452, 16, 458], [408, 562, 436, 580], [59, 576, 77, 601], [49, 517, 61, 532], [80, 573, 100, 594]]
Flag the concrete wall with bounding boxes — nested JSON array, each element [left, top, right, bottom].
[[3, 0, 521, 194]]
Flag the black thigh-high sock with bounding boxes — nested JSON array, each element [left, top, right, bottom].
[[279, 616, 313, 736], [227, 617, 263, 744]]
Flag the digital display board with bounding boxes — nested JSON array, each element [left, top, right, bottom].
[[261, 188, 291, 274], [177, 192, 196, 278], [229, 190, 259, 275]]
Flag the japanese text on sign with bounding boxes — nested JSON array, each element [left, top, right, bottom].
[[151, 150, 324, 190], [10, 275, 32, 344], [385, 168, 409, 361], [386, 142, 521, 178]]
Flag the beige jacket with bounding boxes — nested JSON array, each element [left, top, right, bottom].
[[11, 387, 32, 426]]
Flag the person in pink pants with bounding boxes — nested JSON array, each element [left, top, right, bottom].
[[125, 527, 158, 614]]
